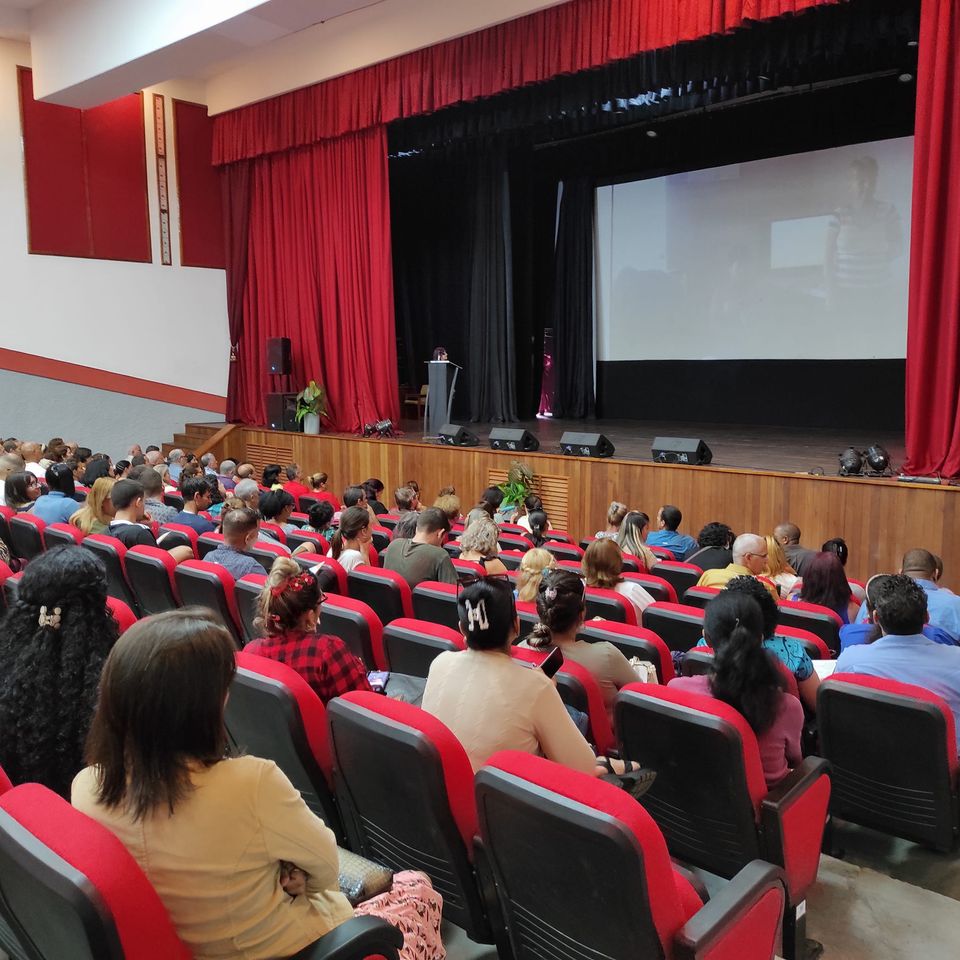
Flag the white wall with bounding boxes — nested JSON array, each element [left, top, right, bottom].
[[0, 40, 230, 398]]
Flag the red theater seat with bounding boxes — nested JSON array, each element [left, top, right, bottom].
[[259, 521, 287, 544], [286, 529, 329, 554], [235, 573, 268, 644], [173, 560, 244, 646], [497, 549, 526, 571], [347, 565, 413, 626], [106, 596, 138, 635], [451, 558, 485, 579], [777, 599, 842, 655], [651, 560, 702, 598], [542, 541, 584, 563], [158, 523, 199, 558], [616, 684, 830, 959], [584, 586, 637, 626], [641, 602, 705, 652], [476, 751, 786, 960], [44, 523, 84, 548], [126, 545, 180, 616], [247, 538, 290, 574], [10, 514, 45, 562], [577, 619, 675, 683], [82, 535, 141, 616], [624, 572, 676, 603], [382, 618, 465, 676], [682, 585, 722, 609], [294, 553, 348, 594], [412, 580, 460, 631], [319, 594, 386, 670]]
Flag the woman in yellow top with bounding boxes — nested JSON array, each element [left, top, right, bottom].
[[72, 608, 444, 960], [69, 476, 115, 535]]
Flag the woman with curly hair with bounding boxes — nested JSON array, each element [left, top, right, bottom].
[[0, 545, 118, 795]]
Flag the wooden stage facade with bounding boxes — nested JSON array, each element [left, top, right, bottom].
[[196, 420, 959, 588]]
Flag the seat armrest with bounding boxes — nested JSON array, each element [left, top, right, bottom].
[[674, 861, 786, 960], [763, 757, 830, 810], [671, 859, 710, 904], [286, 915, 403, 960]]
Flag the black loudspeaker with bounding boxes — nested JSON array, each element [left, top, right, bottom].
[[438, 424, 480, 447], [266, 337, 291, 375], [651, 436, 713, 466], [266, 392, 299, 432], [559, 431, 615, 458], [489, 428, 540, 452]]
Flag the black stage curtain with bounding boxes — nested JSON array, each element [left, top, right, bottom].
[[551, 179, 596, 419]]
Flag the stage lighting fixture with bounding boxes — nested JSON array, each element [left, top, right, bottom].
[[898, 72, 914, 83], [866, 444, 891, 474], [362, 423, 375, 437], [838, 447, 865, 476], [645, 129, 658, 138], [374, 419, 395, 438]]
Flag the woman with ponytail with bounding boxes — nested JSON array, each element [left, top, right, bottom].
[[525, 509, 550, 549], [669, 590, 803, 787], [247, 557, 371, 704], [325, 505, 371, 574], [525, 569, 639, 723], [0, 545, 118, 795]]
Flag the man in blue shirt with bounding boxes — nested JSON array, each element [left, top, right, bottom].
[[170, 476, 216, 534], [204, 507, 266, 580], [645, 504, 697, 562], [836, 574, 960, 736], [850, 550, 960, 643]]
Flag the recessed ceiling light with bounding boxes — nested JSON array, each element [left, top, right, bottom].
[[646, 129, 658, 138]]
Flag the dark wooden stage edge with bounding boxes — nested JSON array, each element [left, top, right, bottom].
[[213, 420, 957, 588]]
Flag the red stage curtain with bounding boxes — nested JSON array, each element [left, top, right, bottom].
[[212, 0, 839, 164], [222, 160, 251, 418], [904, 0, 960, 476], [228, 127, 398, 432]]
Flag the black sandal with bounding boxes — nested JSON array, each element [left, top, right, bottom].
[[598, 758, 657, 800]]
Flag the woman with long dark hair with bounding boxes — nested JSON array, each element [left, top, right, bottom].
[[73, 608, 444, 960], [326, 505, 371, 574], [4, 471, 40, 511], [669, 590, 803, 786], [32, 462, 80, 524], [0, 545, 118, 795], [800, 551, 855, 622]]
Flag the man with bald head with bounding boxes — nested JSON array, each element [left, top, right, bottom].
[[851, 549, 960, 643], [773, 522, 817, 578], [19, 441, 45, 479], [696, 533, 780, 600]]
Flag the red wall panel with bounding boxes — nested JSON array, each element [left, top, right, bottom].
[[173, 99, 225, 269], [17, 67, 151, 262]]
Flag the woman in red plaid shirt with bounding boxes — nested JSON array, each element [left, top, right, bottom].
[[246, 558, 372, 704]]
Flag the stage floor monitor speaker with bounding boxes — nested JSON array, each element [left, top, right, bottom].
[[266, 392, 299, 432], [652, 436, 713, 466], [560, 431, 615, 458], [489, 428, 540, 452], [438, 424, 480, 447], [266, 337, 291, 375]]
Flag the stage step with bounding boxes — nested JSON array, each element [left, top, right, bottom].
[[161, 422, 226, 457]]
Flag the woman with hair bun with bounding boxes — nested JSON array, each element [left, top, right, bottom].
[[669, 590, 803, 787], [526, 568, 639, 723], [596, 501, 629, 540], [247, 557, 371, 704], [0, 545, 118, 795]]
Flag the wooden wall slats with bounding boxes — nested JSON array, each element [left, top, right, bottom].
[[223, 429, 960, 587]]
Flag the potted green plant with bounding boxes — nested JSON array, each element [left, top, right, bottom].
[[498, 460, 535, 513], [295, 380, 328, 434]]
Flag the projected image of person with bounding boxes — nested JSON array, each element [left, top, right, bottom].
[[824, 156, 904, 313]]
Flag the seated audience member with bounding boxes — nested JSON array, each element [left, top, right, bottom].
[[383, 507, 457, 587], [262, 464, 284, 490], [260, 490, 298, 535], [235, 462, 255, 481], [670, 591, 803, 787], [127, 444, 144, 460], [327, 505, 372, 574], [179, 461, 202, 487], [395, 485, 420, 513], [773, 522, 817, 577], [715, 576, 820, 713], [171, 477, 217, 534], [108, 480, 194, 563], [217, 459, 237, 491], [392, 511, 420, 541], [64, 440, 79, 459], [282, 464, 311, 503], [233, 479, 288, 550], [42, 438, 67, 466], [477, 486, 504, 520], [516, 547, 556, 602], [20, 441, 46, 479], [0, 451, 26, 506], [81, 457, 113, 487], [836, 574, 960, 733], [144, 449, 163, 468], [364, 478, 389, 516], [616, 511, 659, 572], [343, 484, 377, 525], [308, 472, 340, 509], [204, 507, 270, 580], [0, 546, 118, 796], [199, 452, 218, 478], [515, 494, 546, 532], [583, 538, 655, 619], [646, 505, 698, 561], [458, 516, 508, 575], [31, 463, 81, 524], [840, 573, 957, 649], [2, 438, 20, 454], [247, 558, 372, 702], [526, 568, 639, 722], [166, 448, 186, 483], [464, 506, 490, 529], [137, 467, 178, 524], [433, 493, 460, 524], [798, 551, 854, 622], [822, 537, 849, 567], [306, 501, 336, 540], [113, 460, 132, 480], [595, 500, 629, 540], [763, 535, 800, 599], [69, 477, 116, 535], [525, 510, 551, 549], [4, 471, 40, 512], [686, 522, 735, 572], [696, 533, 779, 600], [405, 480, 421, 498], [72, 608, 444, 960], [852, 548, 960, 642]]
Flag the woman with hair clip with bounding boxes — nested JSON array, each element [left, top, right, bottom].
[[325, 505, 372, 574], [669, 590, 803, 787], [516, 547, 556, 602], [524, 569, 641, 723], [595, 501, 629, 540], [616, 511, 659, 572], [72, 608, 445, 960], [422, 576, 654, 791], [69, 476, 116, 535], [515, 493, 549, 533], [0, 545, 118, 795], [525, 509, 551, 550], [247, 558, 371, 704]]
